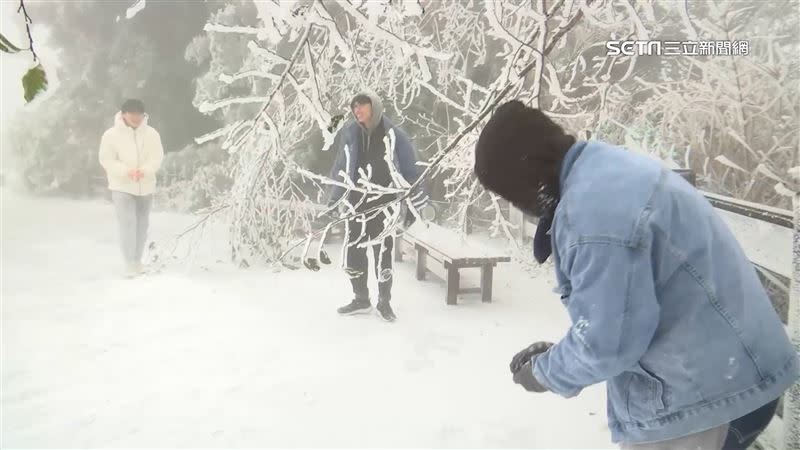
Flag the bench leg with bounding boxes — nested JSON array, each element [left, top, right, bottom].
[[446, 267, 460, 305], [416, 246, 427, 281], [481, 265, 494, 303]]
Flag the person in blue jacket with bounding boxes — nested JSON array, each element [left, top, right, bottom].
[[328, 90, 422, 322], [474, 100, 798, 449]]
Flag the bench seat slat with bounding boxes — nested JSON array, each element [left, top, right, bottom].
[[397, 221, 512, 305], [403, 222, 509, 261]]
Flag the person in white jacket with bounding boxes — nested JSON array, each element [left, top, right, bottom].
[[98, 99, 164, 277]]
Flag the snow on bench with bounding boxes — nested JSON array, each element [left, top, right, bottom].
[[396, 221, 511, 305]]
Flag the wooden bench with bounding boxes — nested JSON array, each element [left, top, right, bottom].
[[395, 221, 511, 305]]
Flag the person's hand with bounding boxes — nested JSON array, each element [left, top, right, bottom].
[[128, 169, 144, 181], [509, 341, 554, 374], [512, 361, 549, 393]]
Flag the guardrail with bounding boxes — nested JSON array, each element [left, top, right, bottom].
[[703, 192, 793, 229]]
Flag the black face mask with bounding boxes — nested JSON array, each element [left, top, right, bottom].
[[532, 214, 554, 264], [508, 178, 559, 219], [508, 183, 558, 264]]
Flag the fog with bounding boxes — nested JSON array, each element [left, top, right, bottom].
[[1, 0, 797, 447]]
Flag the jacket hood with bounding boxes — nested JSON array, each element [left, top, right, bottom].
[[114, 111, 149, 130], [351, 89, 383, 131]]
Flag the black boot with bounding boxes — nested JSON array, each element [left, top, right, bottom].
[[337, 298, 372, 315], [376, 299, 396, 322]]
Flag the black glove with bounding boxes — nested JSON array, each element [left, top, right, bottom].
[[512, 360, 549, 393], [509, 341, 554, 374]]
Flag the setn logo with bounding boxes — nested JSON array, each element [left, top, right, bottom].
[[605, 40, 662, 56]]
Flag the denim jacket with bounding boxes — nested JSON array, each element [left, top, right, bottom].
[[532, 140, 798, 443]]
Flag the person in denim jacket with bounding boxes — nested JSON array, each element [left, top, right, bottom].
[[475, 100, 798, 449]]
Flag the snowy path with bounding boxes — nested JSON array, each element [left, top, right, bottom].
[[1, 190, 612, 448]]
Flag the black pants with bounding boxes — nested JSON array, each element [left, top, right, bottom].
[[345, 214, 394, 302], [722, 398, 779, 449]]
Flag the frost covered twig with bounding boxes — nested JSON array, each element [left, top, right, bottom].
[[277, 6, 591, 262], [168, 0, 689, 270]]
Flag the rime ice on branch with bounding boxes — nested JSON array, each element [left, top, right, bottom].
[[164, 0, 767, 269]]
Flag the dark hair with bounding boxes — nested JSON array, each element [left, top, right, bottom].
[[121, 99, 145, 114], [474, 100, 576, 216], [350, 94, 371, 109]]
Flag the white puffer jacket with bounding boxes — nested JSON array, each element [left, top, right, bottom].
[[98, 112, 164, 196]]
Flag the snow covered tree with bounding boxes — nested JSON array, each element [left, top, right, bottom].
[[4, 0, 220, 195], [162, 0, 797, 270], [171, 0, 606, 268], [620, 1, 799, 210], [1, 0, 48, 103]]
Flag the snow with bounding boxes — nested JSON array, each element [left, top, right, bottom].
[[401, 0, 425, 17], [775, 182, 794, 197], [715, 208, 792, 278], [758, 413, 785, 450], [405, 221, 508, 260], [125, 0, 146, 20], [714, 154, 747, 173], [198, 96, 269, 114], [757, 163, 790, 185], [1, 189, 612, 447], [194, 121, 244, 146]]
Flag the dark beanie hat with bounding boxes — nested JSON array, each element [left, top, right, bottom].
[[474, 100, 575, 202], [121, 99, 145, 113]]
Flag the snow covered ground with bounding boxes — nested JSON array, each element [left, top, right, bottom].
[[1, 189, 612, 448]]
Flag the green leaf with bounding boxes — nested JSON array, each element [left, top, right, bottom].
[[0, 33, 23, 53], [22, 64, 48, 103]]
